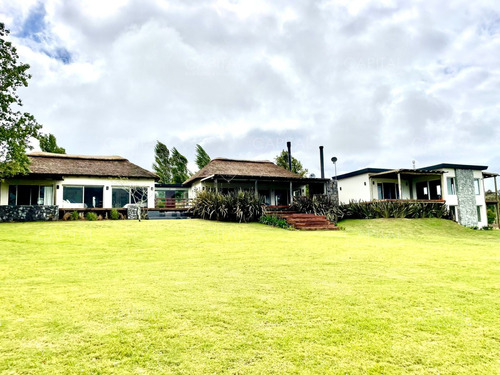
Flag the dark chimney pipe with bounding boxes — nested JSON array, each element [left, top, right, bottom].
[[287, 141, 292, 171], [319, 146, 325, 179]]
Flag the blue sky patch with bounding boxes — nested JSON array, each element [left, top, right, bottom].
[[17, 2, 72, 64]]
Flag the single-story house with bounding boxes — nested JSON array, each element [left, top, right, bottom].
[[183, 158, 332, 205], [0, 152, 158, 209], [337, 163, 499, 227]]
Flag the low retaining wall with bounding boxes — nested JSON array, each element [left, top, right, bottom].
[[0, 205, 59, 223]]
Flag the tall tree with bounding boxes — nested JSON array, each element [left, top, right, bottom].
[[195, 144, 211, 170], [170, 147, 191, 184], [39, 133, 66, 154], [152, 141, 171, 184], [0, 23, 42, 179], [275, 150, 308, 177]]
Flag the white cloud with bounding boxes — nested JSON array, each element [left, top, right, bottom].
[[1, 0, 499, 179]]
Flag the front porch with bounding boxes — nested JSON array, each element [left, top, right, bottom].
[[369, 169, 446, 201], [192, 175, 331, 206]]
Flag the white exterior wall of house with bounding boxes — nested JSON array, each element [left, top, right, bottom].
[[337, 174, 371, 203], [1, 177, 155, 209], [57, 177, 155, 209]]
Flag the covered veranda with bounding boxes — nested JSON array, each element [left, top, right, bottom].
[[369, 169, 446, 201]]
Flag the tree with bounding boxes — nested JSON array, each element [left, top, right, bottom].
[[195, 144, 211, 170], [170, 147, 191, 184], [0, 23, 42, 179], [275, 150, 308, 177], [152, 141, 171, 184], [39, 133, 66, 154]]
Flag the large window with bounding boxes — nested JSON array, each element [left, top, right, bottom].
[[8, 185, 54, 206], [447, 177, 456, 195], [62, 186, 103, 208], [377, 183, 399, 199], [112, 187, 148, 208]]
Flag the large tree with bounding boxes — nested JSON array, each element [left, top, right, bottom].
[[152, 141, 171, 184], [0, 23, 42, 179], [170, 147, 191, 184], [275, 149, 308, 177], [39, 133, 66, 154], [195, 144, 211, 170]]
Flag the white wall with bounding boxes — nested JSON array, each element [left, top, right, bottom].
[[2, 177, 155, 208], [58, 177, 155, 208], [337, 174, 371, 203]]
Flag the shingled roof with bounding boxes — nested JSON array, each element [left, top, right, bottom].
[[25, 152, 158, 180], [183, 158, 306, 185]]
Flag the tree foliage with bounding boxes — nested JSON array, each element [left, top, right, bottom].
[[170, 147, 191, 184], [39, 133, 66, 154], [152, 142, 191, 184], [195, 144, 211, 170], [275, 149, 308, 177], [152, 141, 171, 184], [0, 23, 42, 178]]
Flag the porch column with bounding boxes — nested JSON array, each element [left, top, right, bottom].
[[289, 181, 293, 206], [215, 179, 218, 193], [397, 173, 402, 199], [254, 180, 258, 198]]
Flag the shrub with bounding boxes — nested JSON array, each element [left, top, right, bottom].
[[189, 190, 263, 223], [110, 208, 120, 220], [70, 211, 80, 221], [341, 200, 451, 220], [85, 212, 98, 221], [292, 195, 343, 223], [259, 215, 290, 229], [487, 208, 496, 225]]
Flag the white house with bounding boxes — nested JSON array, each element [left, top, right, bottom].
[[337, 163, 498, 228], [0, 152, 158, 209]]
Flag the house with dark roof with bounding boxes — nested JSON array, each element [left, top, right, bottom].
[[183, 158, 331, 205], [0, 152, 158, 209], [336, 163, 499, 227]]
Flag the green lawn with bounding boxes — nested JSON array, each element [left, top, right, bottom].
[[0, 219, 499, 374]]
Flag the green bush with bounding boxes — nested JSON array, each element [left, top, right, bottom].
[[110, 208, 120, 220], [189, 190, 263, 223], [487, 208, 496, 225], [85, 212, 98, 221], [70, 211, 80, 221], [292, 195, 343, 223], [259, 215, 290, 229], [341, 200, 451, 220]]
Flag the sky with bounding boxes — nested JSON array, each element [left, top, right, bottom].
[[2, 0, 500, 184]]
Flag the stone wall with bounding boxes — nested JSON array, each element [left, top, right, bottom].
[[326, 180, 339, 205], [0, 205, 59, 223], [455, 169, 477, 227]]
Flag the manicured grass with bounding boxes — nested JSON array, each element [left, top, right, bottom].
[[0, 219, 499, 374]]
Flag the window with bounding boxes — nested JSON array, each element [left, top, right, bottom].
[[63, 186, 103, 208], [447, 177, 456, 195], [8, 185, 54, 206], [477, 206, 482, 223], [474, 179, 481, 195], [377, 183, 399, 199], [112, 187, 148, 208], [63, 186, 83, 203]]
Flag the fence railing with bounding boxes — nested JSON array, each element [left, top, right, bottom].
[[154, 198, 192, 209]]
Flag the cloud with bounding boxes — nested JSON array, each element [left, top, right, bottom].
[[1, 0, 499, 180]]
